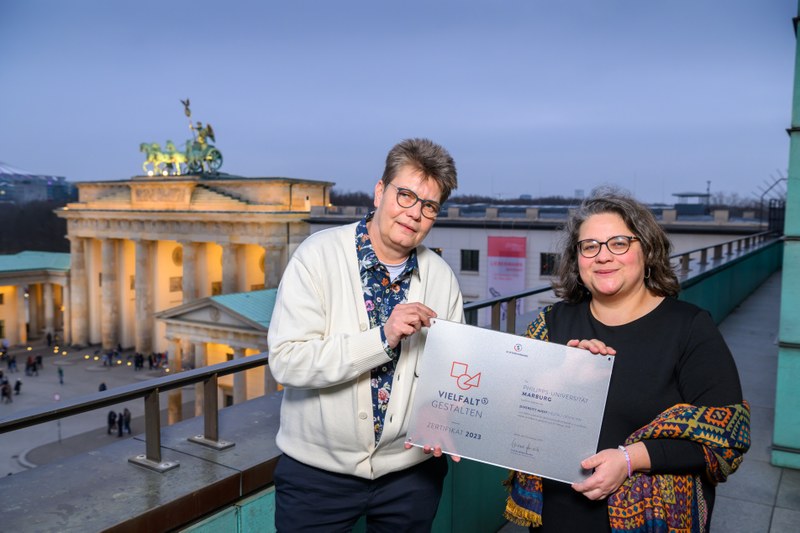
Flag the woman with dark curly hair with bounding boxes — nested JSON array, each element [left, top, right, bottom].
[[505, 190, 750, 532]]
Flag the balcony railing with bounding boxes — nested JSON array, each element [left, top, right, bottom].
[[0, 354, 270, 473]]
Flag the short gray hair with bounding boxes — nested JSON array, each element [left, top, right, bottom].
[[381, 138, 457, 203]]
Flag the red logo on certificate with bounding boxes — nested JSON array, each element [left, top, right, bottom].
[[450, 361, 482, 390]]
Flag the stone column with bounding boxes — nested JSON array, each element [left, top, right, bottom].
[[181, 338, 195, 370], [263, 245, 286, 289], [36, 284, 45, 335], [232, 346, 247, 404], [43, 282, 54, 336], [180, 241, 198, 302], [221, 243, 239, 294], [193, 342, 207, 416], [134, 239, 153, 355], [100, 239, 119, 351], [180, 241, 198, 369], [168, 338, 183, 425], [69, 237, 89, 346], [62, 283, 71, 345], [195, 242, 210, 298], [28, 284, 41, 337], [16, 286, 27, 345]]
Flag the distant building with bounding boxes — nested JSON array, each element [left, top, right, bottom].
[[0, 251, 69, 346], [0, 162, 76, 204], [672, 191, 711, 216]]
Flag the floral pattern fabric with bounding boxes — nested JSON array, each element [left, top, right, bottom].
[[355, 213, 417, 443]]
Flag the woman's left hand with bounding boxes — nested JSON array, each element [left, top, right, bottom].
[[571, 448, 628, 500], [566, 338, 616, 355]]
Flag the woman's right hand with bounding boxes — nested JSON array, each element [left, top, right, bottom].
[[567, 339, 616, 355]]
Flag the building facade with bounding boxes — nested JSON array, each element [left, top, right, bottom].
[[154, 289, 278, 417], [0, 252, 69, 346], [57, 174, 332, 355]]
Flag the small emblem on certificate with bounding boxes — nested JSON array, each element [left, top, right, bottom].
[[406, 319, 614, 483]]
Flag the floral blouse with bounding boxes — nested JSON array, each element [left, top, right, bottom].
[[355, 213, 417, 443]]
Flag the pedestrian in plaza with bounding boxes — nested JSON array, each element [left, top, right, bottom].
[[46, 332, 53, 346], [58, 366, 64, 385], [25, 356, 37, 376], [123, 408, 132, 435], [117, 411, 124, 437], [35, 354, 43, 370], [107, 410, 117, 434], [1, 382, 11, 403], [268, 138, 462, 531], [8, 355, 17, 373], [13, 378, 21, 395]]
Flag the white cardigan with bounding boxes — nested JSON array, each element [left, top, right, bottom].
[[268, 222, 464, 479]]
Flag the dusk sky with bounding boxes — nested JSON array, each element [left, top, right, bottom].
[[1, 1, 796, 203]]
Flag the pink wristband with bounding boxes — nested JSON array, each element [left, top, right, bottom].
[[618, 445, 632, 478]]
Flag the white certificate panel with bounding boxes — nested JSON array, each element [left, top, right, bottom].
[[406, 319, 614, 484]]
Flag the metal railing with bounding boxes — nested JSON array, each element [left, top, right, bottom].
[[672, 231, 774, 276], [0, 353, 269, 472]]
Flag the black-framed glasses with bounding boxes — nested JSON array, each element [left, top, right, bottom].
[[386, 182, 441, 219], [577, 235, 639, 258]]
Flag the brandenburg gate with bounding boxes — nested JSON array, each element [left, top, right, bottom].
[[57, 174, 332, 358]]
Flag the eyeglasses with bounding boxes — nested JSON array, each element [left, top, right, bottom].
[[577, 235, 639, 258], [386, 182, 441, 219]]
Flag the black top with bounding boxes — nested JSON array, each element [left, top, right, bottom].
[[534, 298, 743, 533]]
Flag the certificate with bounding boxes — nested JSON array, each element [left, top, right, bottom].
[[406, 319, 614, 484]]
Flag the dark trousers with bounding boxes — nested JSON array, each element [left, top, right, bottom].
[[274, 453, 448, 533]]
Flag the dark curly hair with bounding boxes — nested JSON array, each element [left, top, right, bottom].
[[554, 189, 680, 303]]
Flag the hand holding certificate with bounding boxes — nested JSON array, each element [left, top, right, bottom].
[[406, 319, 614, 484]]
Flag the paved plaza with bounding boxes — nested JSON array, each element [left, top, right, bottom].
[[0, 342, 194, 475]]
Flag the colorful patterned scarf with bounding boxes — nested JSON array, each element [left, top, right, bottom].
[[504, 310, 751, 532], [606, 402, 750, 532]]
